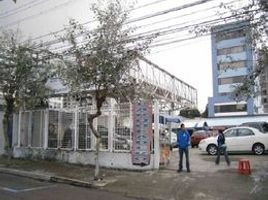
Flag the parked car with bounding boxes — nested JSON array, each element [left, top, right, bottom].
[[199, 126, 268, 155], [240, 121, 268, 133], [191, 130, 211, 148]]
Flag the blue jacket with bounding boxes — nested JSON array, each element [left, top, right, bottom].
[[177, 129, 190, 149]]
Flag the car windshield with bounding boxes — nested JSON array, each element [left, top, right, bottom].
[[241, 122, 268, 133]]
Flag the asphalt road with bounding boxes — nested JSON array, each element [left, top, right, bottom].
[[0, 173, 136, 200]]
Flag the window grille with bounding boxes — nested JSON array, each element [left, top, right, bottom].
[[97, 115, 109, 150], [60, 112, 74, 149], [20, 112, 30, 147], [78, 112, 91, 150], [31, 111, 44, 147], [48, 110, 59, 148], [113, 103, 131, 151]]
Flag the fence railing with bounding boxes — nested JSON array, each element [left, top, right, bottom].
[[16, 103, 133, 152]]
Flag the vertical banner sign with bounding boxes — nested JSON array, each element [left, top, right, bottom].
[[132, 100, 152, 166]]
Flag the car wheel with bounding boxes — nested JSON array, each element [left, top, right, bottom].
[[253, 143, 265, 155], [207, 144, 217, 155]]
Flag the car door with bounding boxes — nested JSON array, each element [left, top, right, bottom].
[[236, 128, 255, 151], [224, 129, 238, 151]]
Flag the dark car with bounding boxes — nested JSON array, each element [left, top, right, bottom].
[[191, 130, 211, 148], [240, 121, 268, 133]]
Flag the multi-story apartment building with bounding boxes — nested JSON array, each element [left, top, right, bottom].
[[208, 21, 258, 117], [260, 63, 268, 113]]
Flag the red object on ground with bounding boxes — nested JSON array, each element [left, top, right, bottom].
[[238, 159, 251, 175]]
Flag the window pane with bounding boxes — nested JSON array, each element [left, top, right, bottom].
[[237, 128, 254, 136], [216, 29, 246, 42], [217, 46, 245, 55], [218, 61, 246, 70], [215, 104, 247, 113], [225, 129, 237, 137], [218, 76, 245, 85]]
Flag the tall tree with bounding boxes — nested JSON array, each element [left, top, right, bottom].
[[57, 0, 153, 180], [180, 108, 201, 119], [201, 104, 208, 118], [0, 30, 53, 159]]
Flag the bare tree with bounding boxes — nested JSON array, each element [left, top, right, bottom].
[[57, 0, 154, 180]]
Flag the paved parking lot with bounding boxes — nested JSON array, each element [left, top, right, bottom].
[[167, 147, 268, 173]]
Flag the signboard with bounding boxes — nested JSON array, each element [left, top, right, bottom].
[[132, 100, 152, 166]]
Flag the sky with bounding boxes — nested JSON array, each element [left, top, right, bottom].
[[0, 0, 248, 111]]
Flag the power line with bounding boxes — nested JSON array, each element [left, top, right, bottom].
[[19, 0, 169, 43], [23, 0, 217, 42], [50, 14, 257, 55], [0, 0, 47, 17], [1, 0, 78, 28], [127, 0, 215, 24], [33, 0, 228, 51], [5, 0, 256, 55], [136, 0, 237, 30]]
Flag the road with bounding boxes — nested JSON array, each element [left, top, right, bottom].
[[0, 173, 135, 200]]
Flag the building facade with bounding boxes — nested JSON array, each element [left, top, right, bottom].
[[208, 21, 257, 117], [259, 63, 268, 113]]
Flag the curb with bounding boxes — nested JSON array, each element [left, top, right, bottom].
[[0, 167, 114, 188], [0, 167, 51, 182]]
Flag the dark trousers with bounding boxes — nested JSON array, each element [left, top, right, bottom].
[[179, 148, 190, 170], [215, 146, 230, 165]]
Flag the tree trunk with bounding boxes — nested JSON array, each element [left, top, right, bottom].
[[3, 96, 15, 162], [94, 137, 101, 180], [87, 92, 106, 180]]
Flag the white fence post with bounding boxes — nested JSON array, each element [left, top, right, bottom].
[[74, 107, 78, 151], [43, 110, 48, 149], [17, 110, 21, 147], [153, 100, 160, 170], [28, 111, 32, 147], [108, 99, 114, 152]]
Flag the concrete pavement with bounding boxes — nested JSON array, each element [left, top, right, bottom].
[[0, 148, 268, 200], [0, 173, 137, 200]]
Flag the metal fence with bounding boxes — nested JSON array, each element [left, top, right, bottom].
[[16, 103, 133, 152]]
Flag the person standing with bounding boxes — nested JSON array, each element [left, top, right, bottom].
[[177, 123, 191, 172], [215, 129, 230, 166]]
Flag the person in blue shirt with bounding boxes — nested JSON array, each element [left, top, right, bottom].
[[177, 123, 191, 172]]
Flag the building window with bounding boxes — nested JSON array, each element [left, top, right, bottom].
[[214, 104, 247, 113], [216, 29, 246, 42], [263, 98, 267, 103], [217, 45, 245, 56], [219, 92, 231, 96], [262, 90, 267, 95], [217, 61, 246, 71], [218, 76, 245, 85]]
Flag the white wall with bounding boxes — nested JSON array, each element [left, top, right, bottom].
[[13, 147, 157, 170]]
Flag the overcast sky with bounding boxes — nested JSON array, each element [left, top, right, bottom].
[[0, 0, 248, 111]]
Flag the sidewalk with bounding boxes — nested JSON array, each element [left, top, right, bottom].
[[0, 149, 268, 200]]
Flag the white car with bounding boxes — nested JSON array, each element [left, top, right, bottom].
[[199, 126, 268, 155]]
